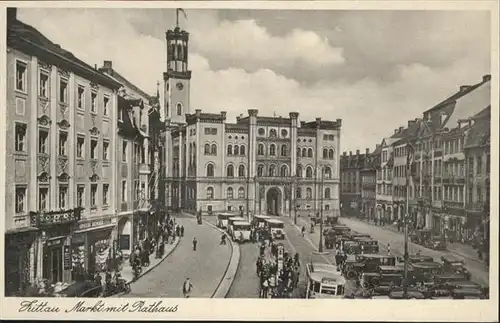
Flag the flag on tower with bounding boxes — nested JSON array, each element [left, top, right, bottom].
[[177, 8, 188, 19]]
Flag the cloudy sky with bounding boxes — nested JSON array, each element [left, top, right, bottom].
[[17, 8, 490, 151]]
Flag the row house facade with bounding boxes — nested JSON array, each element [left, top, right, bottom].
[[5, 9, 122, 295], [162, 22, 342, 219], [359, 148, 378, 221], [340, 149, 368, 217]]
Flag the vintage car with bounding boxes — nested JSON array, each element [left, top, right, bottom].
[[325, 215, 339, 226], [409, 229, 432, 245], [441, 255, 471, 280], [360, 266, 407, 290], [388, 289, 427, 299], [397, 254, 434, 264], [429, 235, 447, 250], [55, 280, 102, 298], [346, 232, 371, 240], [355, 237, 379, 254], [342, 241, 362, 256], [343, 254, 397, 280], [409, 262, 443, 285], [451, 288, 485, 299]]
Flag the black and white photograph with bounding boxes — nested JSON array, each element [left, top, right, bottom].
[[1, 1, 498, 321]]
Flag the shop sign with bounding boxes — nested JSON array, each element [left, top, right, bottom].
[[78, 218, 113, 231], [47, 238, 64, 247], [63, 245, 72, 270]]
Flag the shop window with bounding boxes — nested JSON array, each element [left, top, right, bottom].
[[77, 185, 85, 207], [15, 186, 26, 214]]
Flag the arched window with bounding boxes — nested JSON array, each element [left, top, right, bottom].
[[204, 144, 210, 155], [280, 165, 288, 177], [306, 187, 312, 199], [296, 165, 303, 178], [258, 143, 265, 156], [177, 44, 183, 61], [206, 164, 214, 177], [238, 165, 245, 177], [227, 164, 234, 177], [269, 129, 277, 137], [302, 148, 307, 157], [170, 43, 176, 60], [256, 164, 264, 177], [323, 149, 328, 159], [238, 187, 245, 199], [308, 148, 313, 158], [325, 187, 331, 199], [296, 188, 302, 199], [233, 145, 239, 155], [270, 144, 276, 156], [207, 187, 214, 199], [329, 149, 334, 159], [306, 167, 313, 178], [269, 165, 276, 177], [281, 144, 288, 157], [297, 148, 301, 157], [176, 103, 182, 116], [240, 145, 246, 156], [227, 187, 233, 199], [324, 166, 332, 179], [211, 144, 217, 155], [227, 145, 232, 155]]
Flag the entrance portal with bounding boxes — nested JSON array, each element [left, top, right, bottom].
[[266, 187, 281, 216]]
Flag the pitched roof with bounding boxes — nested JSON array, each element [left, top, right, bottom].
[[464, 107, 491, 149]]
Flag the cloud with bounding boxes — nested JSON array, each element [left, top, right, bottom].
[[16, 9, 490, 152]]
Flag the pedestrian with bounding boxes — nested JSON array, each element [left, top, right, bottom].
[[182, 277, 193, 298], [180, 225, 184, 237], [294, 252, 300, 268], [192, 237, 198, 251], [220, 233, 227, 245], [176, 225, 180, 237], [301, 226, 306, 237]]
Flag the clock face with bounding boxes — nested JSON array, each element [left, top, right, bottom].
[[176, 82, 184, 90]]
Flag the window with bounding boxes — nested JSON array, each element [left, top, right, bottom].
[[16, 61, 27, 92], [76, 136, 85, 158], [15, 123, 27, 152], [176, 103, 183, 116], [477, 187, 482, 203], [206, 164, 214, 177], [15, 186, 26, 213], [323, 149, 328, 159], [59, 79, 68, 103], [90, 184, 97, 207], [39, 72, 49, 97], [269, 165, 276, 177], [103, 184, 109, 205], [103, 96, 109, 116], [257, 164, 265, 177], [211, 144, 217, 155], [240, 145, 246, 156], [302, 148, 307, 157], [476, 157, 482, 174], [103, 140, 109, 160], [296, 188, 302, 199], [281, 145, 288, 157], [90, 139, 98, 159], [227, 164, 234, 177], [207, 187, 214, 199], [258, 128, 265, 136], [227, 145, 232, 155], [297, 165, 303, 177], [269, 144, 276, 156], [280, 165, 288, 177], [306, 188, 312, 199], [238, 187, 245, 199], [258, 144, 265, 156], [77, 86, 85, 109], [38, 129, 49, 154], [269, 129, 277, 137], [238, 165, 245, 177], [227, 187, 233, 199], [281, 129, 288, 137], [118, 105, 123, 122], [59, 185, 68, 209], [122, 140, 128, 162], [329, 149, 334, 159], [39, 187, 48, 211], [121, 181, 127, 202], [204, 143, 210, 155], [324, 166, 332, 179], [91, 92, 97, 113], [297, 148, 301, 157], [77, 185, 85, 207], [486, 154, 490, 174], [59, 131, 68, 156], [233, 145, 239, 155], [308, 148, 313, 158], [306, 167, 313, 178]]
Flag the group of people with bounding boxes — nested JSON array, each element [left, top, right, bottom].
[[256, 241, 301, 298]]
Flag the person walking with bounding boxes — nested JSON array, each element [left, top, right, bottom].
[[301, 226, 306, 237], [192, 237, 198, 251], [180, 225, 184, 237], [220, 233, 227, 245], [182, 277, 193, 298]]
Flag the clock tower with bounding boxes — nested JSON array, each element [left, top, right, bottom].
[[163, 18, 191, 125]]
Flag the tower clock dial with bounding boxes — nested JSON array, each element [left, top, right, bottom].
[[176, 82, 184, 90]]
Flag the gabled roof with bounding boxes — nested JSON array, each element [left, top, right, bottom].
[[464, 106, 491, 149], [99, 64, 154, 103]]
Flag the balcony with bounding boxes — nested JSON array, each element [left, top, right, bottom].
[[30, 207, 83, 227]]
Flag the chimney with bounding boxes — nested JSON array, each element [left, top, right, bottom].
[[336, 118, 342, 127], [349, 151, 352, 156], [195, 109, 201, 117], [343, 152, 347, 156], [366, 148, 370, 155], [356, 149, 360, 155], [459, 85, 471, 92], [103, 60, 113, 70], [483, 75, 491, 82], [376, 144, 380, 149], [408, 120, 415, 127], [399, 126, 404, 133], [7, 8, 17, 22], [220, 111, 227, 120]]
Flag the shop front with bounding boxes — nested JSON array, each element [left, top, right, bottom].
[[118, 213, 133, 257]]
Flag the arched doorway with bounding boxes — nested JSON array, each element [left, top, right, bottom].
[[266, 187, 282, 216]]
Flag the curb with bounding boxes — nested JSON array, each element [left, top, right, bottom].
[[183, 212, 241, 298]]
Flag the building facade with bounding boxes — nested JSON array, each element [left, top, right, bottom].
[[359, 148, 377, 221], [340, 150, 368, 218], [162, 22, 342, 219], [5, 9, 121, 295]]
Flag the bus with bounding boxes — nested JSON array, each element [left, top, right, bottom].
[[265, 218, 285, 240], [253, 214, 271, 228], [305, 262, 346, 298], [232, 221, 252, 243], [227, 216, 246, 235], [217, 212, 235, 229]]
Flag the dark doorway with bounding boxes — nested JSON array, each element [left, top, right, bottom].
[[266, 187, 281, 216]]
